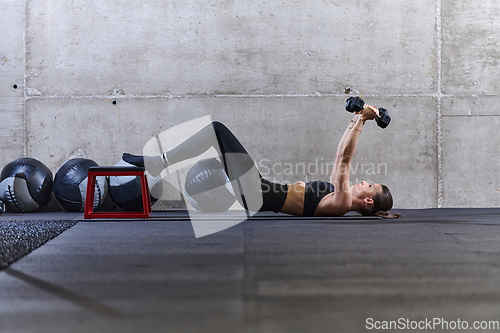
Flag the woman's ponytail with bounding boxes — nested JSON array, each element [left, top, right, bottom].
[[372, 185, 402, 218], [374, 211, 402, 219]]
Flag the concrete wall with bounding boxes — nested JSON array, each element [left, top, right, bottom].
[[1, 0, 499, 209]]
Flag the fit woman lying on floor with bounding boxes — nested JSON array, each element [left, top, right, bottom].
[[123, 104, 400, 218]]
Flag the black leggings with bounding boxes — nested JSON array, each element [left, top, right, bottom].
[[166, 122, 287, 212], [166, 121, 254, 181]]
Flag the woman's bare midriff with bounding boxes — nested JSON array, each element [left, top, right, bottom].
[[280, 181, 341, 217], [280, 181, 306, 216]]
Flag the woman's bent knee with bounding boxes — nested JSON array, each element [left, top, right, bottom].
[[211, 121, 229, 133]]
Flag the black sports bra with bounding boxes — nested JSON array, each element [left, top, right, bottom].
[[303, 181, 335, 217]]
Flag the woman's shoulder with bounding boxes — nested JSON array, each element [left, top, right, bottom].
[[314, 189, 350, 217], [315, 196, 350, 217], [305, 180, 335, 192]]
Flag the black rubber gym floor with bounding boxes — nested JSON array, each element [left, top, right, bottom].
[[1, 208, 500, 333]]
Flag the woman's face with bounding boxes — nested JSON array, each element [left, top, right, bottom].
[[351, 181, 383, 199]]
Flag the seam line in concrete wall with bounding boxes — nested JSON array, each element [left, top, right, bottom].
[[22, 0, 28, 158], [24, 91, 500, 101], [442, 114, 500, 117], [436, 0, 443, 208], [24, 92, 496, 101]]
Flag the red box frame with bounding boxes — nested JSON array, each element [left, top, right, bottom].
[[84, 166, 151, 219]]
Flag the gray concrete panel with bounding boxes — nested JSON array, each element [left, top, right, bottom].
[[26, 98, 210, 170], [441, 96, 500, 116], [442, 0, 500, 94], [441, 100, 500, 207], [27, 96, 436, 209], [0, 0, 26, 166], [0, 98, 25, 165], [25, 0, 436, 96], [0, 0, 25, 98]]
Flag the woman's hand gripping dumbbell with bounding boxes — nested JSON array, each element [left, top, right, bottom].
[[345, 97, 391, 129]]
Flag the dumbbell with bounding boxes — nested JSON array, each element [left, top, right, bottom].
[[345, 97, 391, 129]]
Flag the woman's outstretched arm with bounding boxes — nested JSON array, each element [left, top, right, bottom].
[[330, 104, 377, 184], [326, 105, 379, 213], [330, 112, 361, 183]]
